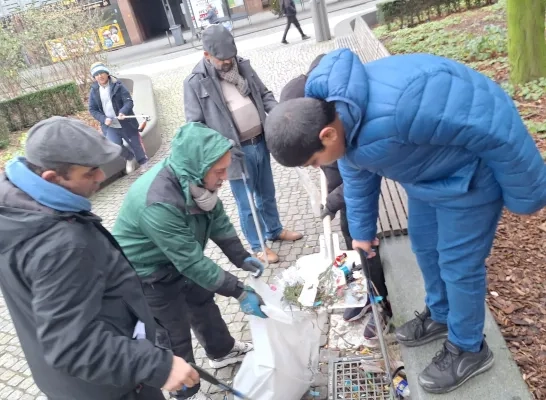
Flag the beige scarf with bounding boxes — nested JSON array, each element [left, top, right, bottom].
[[217, 60, 250, 97], [189, 184, 219, 212]]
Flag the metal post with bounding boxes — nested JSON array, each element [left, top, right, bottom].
[[161, 0, 185, 46], [310, 0, 331, 42]]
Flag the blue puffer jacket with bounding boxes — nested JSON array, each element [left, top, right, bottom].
[[305, 49, 546, 241]]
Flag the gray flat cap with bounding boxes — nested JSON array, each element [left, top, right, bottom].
[[202, 24, 237, 60], [25, 116, 122, 169]]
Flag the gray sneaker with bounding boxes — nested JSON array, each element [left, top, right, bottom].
[[395, 307, 448, 347], [418, 339, 494, 394]]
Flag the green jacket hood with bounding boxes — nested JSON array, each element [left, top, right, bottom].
[[168, 122, 233, 204]]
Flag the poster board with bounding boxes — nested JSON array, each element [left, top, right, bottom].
[[45, 30, 101, 63], [188, 0, 226, 28], [97, 22, 126, 50]]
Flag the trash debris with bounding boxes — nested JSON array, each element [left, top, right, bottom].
[[392, 375, 410, 398], [278, 251, 370, 310], [329, 358, 391, 399]]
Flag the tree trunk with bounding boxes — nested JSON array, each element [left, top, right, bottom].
[[507, 0, 546, 84]]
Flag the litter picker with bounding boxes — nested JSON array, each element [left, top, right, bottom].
[[241, 172, 269, 271], [357, 247, 396, 399], [188, 363, 253, 400]]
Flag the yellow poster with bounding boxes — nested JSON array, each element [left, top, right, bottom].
[[97, 23, 126, 50], [45, 30, 101, 63]]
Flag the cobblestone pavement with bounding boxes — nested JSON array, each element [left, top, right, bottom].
[[0, 39, 339, 399]]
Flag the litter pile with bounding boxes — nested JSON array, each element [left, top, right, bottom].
[[277, 252, 369, 311]]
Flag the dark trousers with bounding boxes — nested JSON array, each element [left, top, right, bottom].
[[282, 15, 304, 40], [142, 273, 235, 399], [119, 385, 164, 400]]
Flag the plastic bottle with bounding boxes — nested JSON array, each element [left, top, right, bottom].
[[392, 375, 410, 398]]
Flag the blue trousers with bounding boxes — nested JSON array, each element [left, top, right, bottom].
[[229, 139, 283, 252], [105, 126, 148, 165], [407, 196, 503, 352]]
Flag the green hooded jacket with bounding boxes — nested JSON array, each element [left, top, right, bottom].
[[112, 122, 250, 298]]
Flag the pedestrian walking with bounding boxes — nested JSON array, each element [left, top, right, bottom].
[[281, 0, 310, 44], [113, 122, 267, 400], [88, 62, 148, 174], [183, 25, 303, 264], [0, 116, 199, 400], [264, 48, 546, 394]]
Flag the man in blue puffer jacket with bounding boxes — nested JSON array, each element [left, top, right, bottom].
[[264, 48, 546, 394]]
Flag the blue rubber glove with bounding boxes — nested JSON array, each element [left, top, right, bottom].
[[241, 257, 264, 277], [238, 286, 267, 318]]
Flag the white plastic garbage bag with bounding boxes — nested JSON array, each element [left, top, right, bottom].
[[233, 278, 327, 400]]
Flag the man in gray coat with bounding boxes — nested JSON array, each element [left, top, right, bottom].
[[183, 25, 303, 263], [0, 117, 199, 400]]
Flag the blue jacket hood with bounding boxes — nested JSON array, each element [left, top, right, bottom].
[[305, 49, 367, 146]]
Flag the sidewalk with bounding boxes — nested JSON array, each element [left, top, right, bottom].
[[107, 0, 374, 69]]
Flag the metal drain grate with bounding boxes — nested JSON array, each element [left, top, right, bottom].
[[328, 357, 391, 400]]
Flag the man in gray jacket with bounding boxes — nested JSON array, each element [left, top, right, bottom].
[[0, 116, 199, 400], [183, 25, 303, 263]]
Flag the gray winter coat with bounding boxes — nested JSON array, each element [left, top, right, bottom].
[[183, 57, 278, 180], [0, 174, 172, 400]]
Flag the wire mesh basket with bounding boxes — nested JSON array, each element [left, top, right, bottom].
[[328, 357, 392, 400]]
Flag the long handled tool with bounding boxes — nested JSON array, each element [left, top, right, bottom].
[[241, 172, 269, 270], [190, 362, 253, 400], [357, 247, 396, 399], [116, 114, 151, 121]]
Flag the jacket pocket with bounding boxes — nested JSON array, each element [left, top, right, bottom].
[[404, 159, 480, 202]]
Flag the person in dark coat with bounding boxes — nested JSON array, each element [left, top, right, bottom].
[[279, 53, 392, 333], [280, 0, 310, 44], [88, 62, 148, 174], [0, 116, 199, 400], [183, 25, 303, 264]]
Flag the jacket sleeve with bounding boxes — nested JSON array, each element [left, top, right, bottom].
[[183, 78, 206, 123], [88, 90, 107, 125], [118, 83, 135, 116], [325, 183, 345, 214], [398, 71, 546, 214], [30, 248, 172, 389], [249, 65, 278, 113], [139, 203, 243, 297], [209, 201, 251, 269], [338, 157, 382, 241]]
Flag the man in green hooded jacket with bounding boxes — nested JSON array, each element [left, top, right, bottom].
[[113, 122, 266, 400]]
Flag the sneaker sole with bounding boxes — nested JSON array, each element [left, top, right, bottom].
[[419, 351, 495, 394], [208, 354, 246, 369], [396, 329, 448, 347]]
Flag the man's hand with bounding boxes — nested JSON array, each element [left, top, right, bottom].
[[117, 113, 126, 120], [105, 118, 112, 126], [241, 257, 264, 277], [237, 286, 267, 318], [320, 204, 336, 220], [162, 356, 200, 392], [352, 238, 380, 258]]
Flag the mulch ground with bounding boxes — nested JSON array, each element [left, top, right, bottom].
[[377, 3, 546, 399]]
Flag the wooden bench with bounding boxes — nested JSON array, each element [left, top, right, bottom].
[[335, 17, 407, 239]]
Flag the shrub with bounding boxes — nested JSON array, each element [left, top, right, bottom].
[[377, 0, 497, 29], [0, 116, 9, 150], [0, 82, 84, 132]]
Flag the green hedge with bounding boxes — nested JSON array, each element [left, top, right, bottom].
[[0, 116, 9, 150], [0, 82, 84, 132], [377, 0, 497, 29]]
